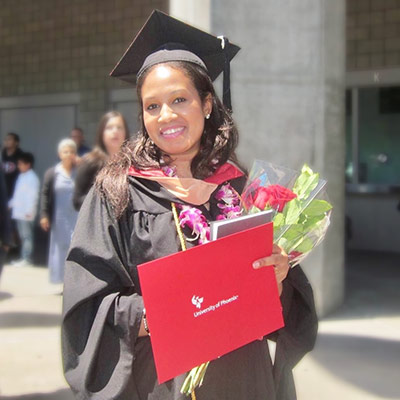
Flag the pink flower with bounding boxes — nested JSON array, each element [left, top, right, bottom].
[[215, 184, 242, 220], [217, 203, 242, 219], [215, 184, 240, 206], [177, 183, 241, 245], [179, 206, 210, 244], [161, 165, 177, 177]]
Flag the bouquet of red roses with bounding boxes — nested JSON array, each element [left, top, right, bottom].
[[241, 160, 332, 267], [180, 161, 332, 397]]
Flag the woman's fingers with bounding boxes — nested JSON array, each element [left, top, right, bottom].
[[253, 244, 285, 267], [252, 244, 289, 285], [252, 245, 286, 269], [251, 244, 289, 296], [252, 253, 283, 269]]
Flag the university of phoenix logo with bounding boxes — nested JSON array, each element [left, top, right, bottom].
[[191, 295, 204, 309], [192, 294, 240, 318]]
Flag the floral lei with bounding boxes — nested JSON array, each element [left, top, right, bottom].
[[162, 165, 242, 245]]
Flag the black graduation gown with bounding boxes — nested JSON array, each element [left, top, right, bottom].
[[62, 175, 318, 400]]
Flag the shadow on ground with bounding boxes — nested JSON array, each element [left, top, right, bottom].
[[0, 388, 74, 400], [312, 333, 400, 399], [0, 311, 61, 328], [0, 291, 13, 301]]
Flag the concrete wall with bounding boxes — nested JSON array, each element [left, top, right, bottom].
[[169, 0, 210, 31], [347, 0, 400, 70], [0, 0, 167, 142], [211, 0, 346, 316]]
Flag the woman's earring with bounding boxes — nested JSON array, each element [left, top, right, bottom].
[[205, 113, 211, 120]]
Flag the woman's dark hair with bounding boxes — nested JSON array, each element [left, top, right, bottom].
[[84, 111, 130, 170], [97, 61, 241, 218]]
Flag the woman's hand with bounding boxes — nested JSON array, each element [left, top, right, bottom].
[[138, 318, 148, 337], [40, 217, 50, 232], [252, 244, 290, 295], [138, 315, 151, 337]]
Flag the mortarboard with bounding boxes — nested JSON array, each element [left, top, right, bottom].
[[110, 10, 240, 110]]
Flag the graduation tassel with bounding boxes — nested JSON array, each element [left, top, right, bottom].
[[171, 202, 187, 251], [218, 36, 232, 112]]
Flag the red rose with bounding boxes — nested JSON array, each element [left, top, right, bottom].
[[288, 250, 303, 260], [242, 178, 261, 209], [253, 184, 297, 212]]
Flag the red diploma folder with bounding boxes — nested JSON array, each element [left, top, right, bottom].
[[137, 222, 284, 384]]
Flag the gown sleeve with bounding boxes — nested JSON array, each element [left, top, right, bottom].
[[62, 187, 144, 400], [272, 265, 319, 399], [72, 160, 100, 211], [40, 167, 54, 221]]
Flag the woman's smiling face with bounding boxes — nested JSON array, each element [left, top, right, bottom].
[[141, 64, 212, 160]]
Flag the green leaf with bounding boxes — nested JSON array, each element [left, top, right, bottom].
[[283, 198, 302, 225], [303, 199, 332, 217], [292, 164, 320, 200], [276, 224, 304, 247], [273, 225, 287, 240], [284, 224, 304, 239], [277, 236, 289, 251], [301, 214, 326, 234], [292, 236, 314, 253], [273, 212, 285, 228]]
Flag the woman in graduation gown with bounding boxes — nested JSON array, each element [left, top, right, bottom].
[[62, 11, 318, 400]]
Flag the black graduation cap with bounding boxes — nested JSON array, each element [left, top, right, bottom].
[[110, 10, 240, 110]]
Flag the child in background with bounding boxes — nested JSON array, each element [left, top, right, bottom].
[[8, 152, 40, 267]]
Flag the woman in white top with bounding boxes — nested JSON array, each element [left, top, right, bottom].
[[40, 139, 78, 284]]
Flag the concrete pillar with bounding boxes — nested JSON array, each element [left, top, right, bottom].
[[211, 0, 346, 316], [169, 0, 210, 30]]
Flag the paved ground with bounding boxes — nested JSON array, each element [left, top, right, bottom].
[[0, 265, 71, 399], [294, 250, 400, 400], [0, 250, 399, 399]]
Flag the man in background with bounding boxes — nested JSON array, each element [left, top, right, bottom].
[[1, 132, 24, 200], [70, 127, 91, 157], [0, 164, 11, 281]]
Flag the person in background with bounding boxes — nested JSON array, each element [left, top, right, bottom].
[[0, 164, 12, 281], [40, 139, 78, 285], [1, 132, 24, 200], [70, 127, 91, 157], [72, 111, 129, 210], [2, 134, 24, 260], [8, 152, 40, 267]]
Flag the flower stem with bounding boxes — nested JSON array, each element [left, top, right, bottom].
[[181, 362, 210, 396]]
